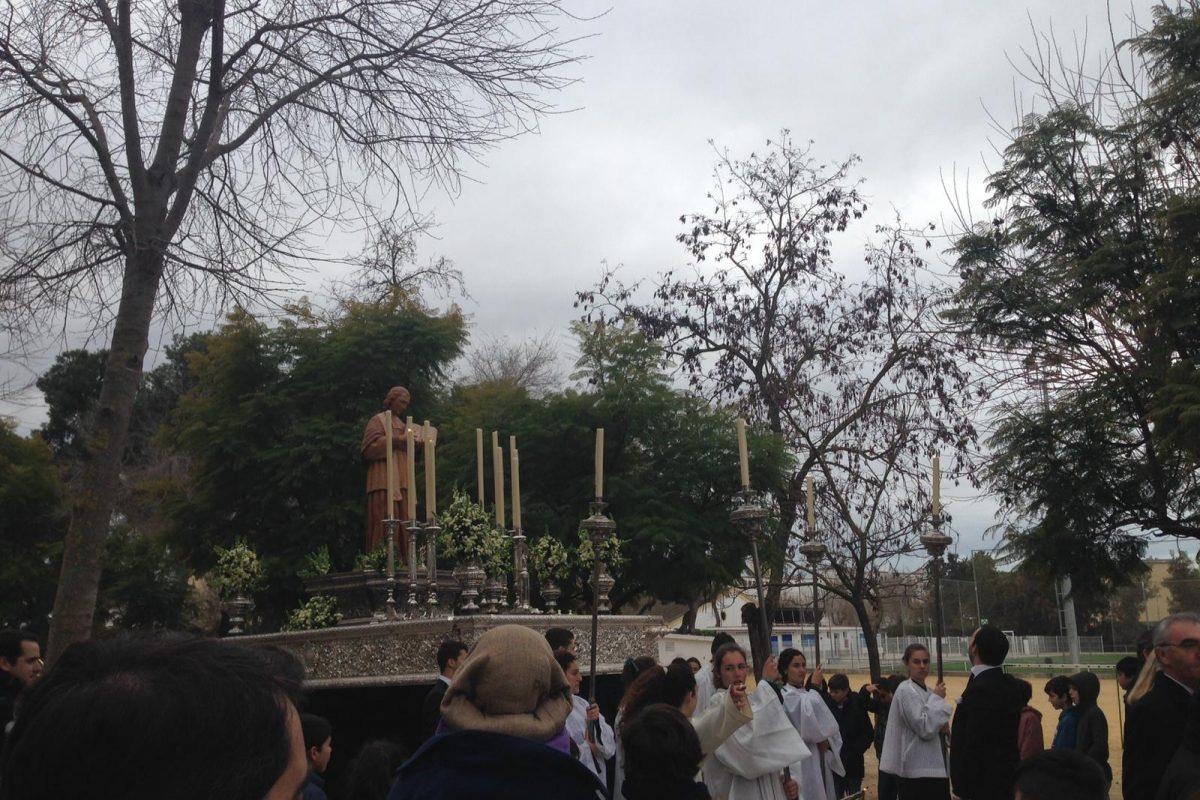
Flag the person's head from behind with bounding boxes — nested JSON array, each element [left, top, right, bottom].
[[686, 657, 701, 673], [436, 639, 468, 678], [828, 673, 851, 704], [1013, 748, 1107, 800], [968, 625, 1010, 667], [620, 704, 704, 800], [555, 651, 582, 696], [441, 624, 571, 743], [301, 714, 333, 775], [880, 674, 902, 704], [778, 648, 807, 689], [343, 739, 409, 800], [1136, 627, 1154, 662], [0, 629, 43, 689], [620, 661, 698, 731], [710, 632, 735, 659], [902, 644, 931, 683], [1, 634, 308, 800], [1153, 611, 1200, 689], [621, 655, 657, 691], [713, 642, 749, 691], [1044, 675, 1072, 710], [544, 627, 575, 655], [1114, 656, 1141, 691], [1015, 678, 1033, 708]]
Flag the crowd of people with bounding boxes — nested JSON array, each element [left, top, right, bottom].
[[0, 612, 1196, 800]]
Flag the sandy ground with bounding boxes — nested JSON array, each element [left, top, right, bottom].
[[843, 673, 1129, 799]]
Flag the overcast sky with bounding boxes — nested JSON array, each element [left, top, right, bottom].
[[1, 0, 1193, 560]]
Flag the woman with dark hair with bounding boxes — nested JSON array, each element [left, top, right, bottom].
[[1068, 672, 1111, 786], [778, 648, 842, 800], [343, 740, 408, 800], [622, 656, 657, 693], [702, 642, 803, 800], [622, 704, 710, 800], [614, 659, 751, 800], [557, 650, 616, 786], [878, 644, 951, 800], [1015, 679, 1044, 760]]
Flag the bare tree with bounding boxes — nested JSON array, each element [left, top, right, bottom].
[[463, 332, 560, 396], [342, 217, 467, 306], [0, 0, 581, 658], [578, 134, 979, 672]]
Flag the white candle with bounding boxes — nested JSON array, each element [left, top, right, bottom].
[[424, 420, 434, 522], [406, 416, 416, 521], [493, 442, 506, 528], [736, 418, 750, 489], [511, 447, 522, 531], [932, 454, 941, 518], [476, 428, 485, 507], [594, 428, 605, 499]]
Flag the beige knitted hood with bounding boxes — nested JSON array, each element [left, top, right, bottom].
[[440, 624, 572, 742]]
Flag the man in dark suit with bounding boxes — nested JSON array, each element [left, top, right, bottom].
[[950, 625, 1024, 800], [420, 639, 467, 741], [1123, 612, 1200, 800]]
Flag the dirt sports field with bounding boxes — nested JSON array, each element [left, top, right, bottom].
[[845, 673, 1131, 800]]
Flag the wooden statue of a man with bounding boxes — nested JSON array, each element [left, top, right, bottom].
[[360, 386, 422, 555]]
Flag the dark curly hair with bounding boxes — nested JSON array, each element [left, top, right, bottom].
[[618, 661, 697, 738]]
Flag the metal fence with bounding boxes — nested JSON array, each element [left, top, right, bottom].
[[809, 633, 1109, 672]]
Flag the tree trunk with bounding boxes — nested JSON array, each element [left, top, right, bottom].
[[851, 597, 883, 682], [47, 250, 164, 662]]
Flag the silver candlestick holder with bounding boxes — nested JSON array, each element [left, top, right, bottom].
[[796, 526, 826, 664], [920, 513, 953, 682], [384, 518, 401, 621], [511, 528, 535, 614], [406, 518, 423, 619], [424, 520, 441, 616]]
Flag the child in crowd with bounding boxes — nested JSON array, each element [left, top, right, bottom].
[[301, 714, 333, 800], [1044, 675, 1079, 750]]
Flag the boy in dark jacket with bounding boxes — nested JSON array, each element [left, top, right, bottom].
[[1044, 675, 1080, 750], [1068, 672, 1110, 786], [825, 673, 873, 798]]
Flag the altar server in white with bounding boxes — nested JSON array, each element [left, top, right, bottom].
[[702, 643, 805, 800], [557, 651, 617, 785], [879, 643, 952, 800], [777, 648, 843, 800]]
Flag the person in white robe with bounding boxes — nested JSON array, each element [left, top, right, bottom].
[[702, 644, 805, 800], [557, 651, 617, 786], [777, 648, 843, 800], [696, 633, 735, 711], [614, 659, 753, 800], [878, 644, 952, 800]]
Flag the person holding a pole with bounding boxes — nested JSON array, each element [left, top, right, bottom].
[[879, 644, 951, 800]]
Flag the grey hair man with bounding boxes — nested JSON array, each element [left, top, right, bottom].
[[1122, 611, 1200, 800]]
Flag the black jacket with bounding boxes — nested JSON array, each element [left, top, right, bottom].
[[824, 690, 874, 780], [419, 679, 449, 742], [1156, 691, 1200, 800], [387, 729, 605, 800], [1071, 672, 1111, 784], [949, 667, 1024, 800], [1125, 671, 1192, 800]]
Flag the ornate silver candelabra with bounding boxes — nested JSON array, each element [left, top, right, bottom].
[[796, 526, 826, 665], [920, 514, 953, 681], [581, 499, 617, 705], [730, 489, 771, 679], [406, 518, 423, 619], [384, 518, 400, 620], [424, 519, 441, 615]]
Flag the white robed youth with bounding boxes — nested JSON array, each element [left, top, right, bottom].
[[780, 684, 844, 800], [703, 681, 809, 800], [565, 694, 616, 785]]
